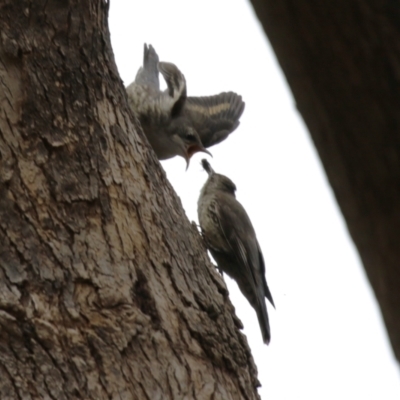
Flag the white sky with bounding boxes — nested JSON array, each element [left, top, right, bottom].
[[109, 1, 400, 398]]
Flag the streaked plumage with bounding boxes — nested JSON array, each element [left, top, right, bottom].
[[197, 159, 274, 344], [126, 44, 245, 167]]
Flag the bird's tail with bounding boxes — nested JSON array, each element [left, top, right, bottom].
[[255, 294, 271, 345], [143, 44, 159, 71], [135, 44, 160, 89], [238, 275, 271, 344]]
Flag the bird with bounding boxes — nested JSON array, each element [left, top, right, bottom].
[[126, 44, 245, 168], [197, 159, 274, 344]]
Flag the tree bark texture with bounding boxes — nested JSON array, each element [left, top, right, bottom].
[[249, 0, 400, 362], [0, 1, 261, 398]]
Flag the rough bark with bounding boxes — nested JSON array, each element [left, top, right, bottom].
[[0, 1, 261, 398], [249, 0, 400, 362]]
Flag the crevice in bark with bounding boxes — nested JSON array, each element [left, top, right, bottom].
[[132, 268, 161, 328]]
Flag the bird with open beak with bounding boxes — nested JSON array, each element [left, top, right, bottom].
[[126, 44, 245, 169], [197, 159, 275, 344]]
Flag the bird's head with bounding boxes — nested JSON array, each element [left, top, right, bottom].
[[201, 159, 236, 196], [171, 126, 211, 169]]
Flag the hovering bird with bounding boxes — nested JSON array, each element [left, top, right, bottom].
[[197, 159, 275, 344], [126, 44, 245, 168]]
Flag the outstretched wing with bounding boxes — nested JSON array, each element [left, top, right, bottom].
[[182, 92, 245, 148]]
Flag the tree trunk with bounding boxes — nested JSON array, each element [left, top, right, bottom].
[[249, 0, 400, 363], [0, 1, 260, 398]]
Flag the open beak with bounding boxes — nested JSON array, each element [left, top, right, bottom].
[[185, 145, 212, 170]]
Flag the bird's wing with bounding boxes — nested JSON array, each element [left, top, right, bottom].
[[126, 82, 170, 123], [214, 195, 261, 296], [181, 92, 245, 148], [256, 239, 275, 307], [134, 44, 160, 90], [213, 194, 272, 344], [158, 62, 187, 116]]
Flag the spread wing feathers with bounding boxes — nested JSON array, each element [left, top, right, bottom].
[[182, 92, 245, 148], [134, 44, 160, 90]]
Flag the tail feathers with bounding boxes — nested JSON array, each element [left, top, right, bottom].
[[143, 43, 159, 70], [256, 299, 271, 345], [237, 276, 271, 345], [135, 44, 160, 89]]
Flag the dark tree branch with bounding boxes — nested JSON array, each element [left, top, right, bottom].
[[249, 0, 400, 362]]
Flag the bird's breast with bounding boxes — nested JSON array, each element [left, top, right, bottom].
[[198, 197, 230, 253]]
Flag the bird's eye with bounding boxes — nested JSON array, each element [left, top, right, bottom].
[[185, 133, 195, 141]]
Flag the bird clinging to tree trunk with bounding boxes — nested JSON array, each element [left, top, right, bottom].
[[197, 159, 275, 344], [126, 44, 245, 168]]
